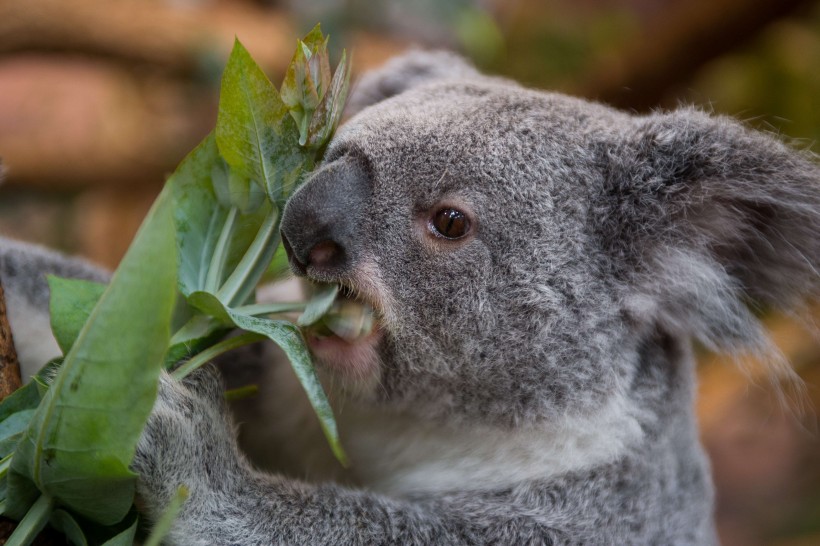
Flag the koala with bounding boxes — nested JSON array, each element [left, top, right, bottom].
[[3, 51, 820, 544]]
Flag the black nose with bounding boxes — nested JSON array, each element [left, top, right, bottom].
[[280, 155, 370, 280]]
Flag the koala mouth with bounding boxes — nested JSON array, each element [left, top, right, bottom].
[[303, 287, 383, 379]]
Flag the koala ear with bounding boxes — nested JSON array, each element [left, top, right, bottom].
[[600, 108, 820, 351], [345, 50, 480, 116]]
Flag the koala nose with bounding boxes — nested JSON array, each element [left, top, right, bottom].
[[280, 155, 370, 280]]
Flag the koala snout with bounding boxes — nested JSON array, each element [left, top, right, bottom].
[[280, 155, 370, 281]]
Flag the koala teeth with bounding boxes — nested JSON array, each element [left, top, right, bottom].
[[319, 298, 376, 342]]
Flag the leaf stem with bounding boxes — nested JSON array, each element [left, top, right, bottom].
[[143, 485, 189, 546], [224, 384, 259, 401], [0, 453, 10, 480], [204, 207, 238, 292], [217, 207, 279, 306], [235, 302, 306, 316], [169, 314, 219, 347], [5, 494, 54, 546], [172, 332, 264, 380]]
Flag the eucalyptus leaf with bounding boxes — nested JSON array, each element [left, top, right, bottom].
[[143, 484, 188, 546], [4, 494, 54, 546], [50, 509, 88, 546], [281, 41, 319, 139], [7, 185, 178, 525], [307, 49, 352, 151], [297, 284, 339, 326], [0, 381, 40, 423], [301, 24, 329, 59], [165, 317, 229, 370], [98, 514, 138, 546], [81, 509, 139, 546], [1, 26, 353, 544], [216, 39, 308, 205], [228, 170, 266, 215], [261, 242, 291, 284], [0, 432, 23, 461], [281, 24, 332, 146], [169, 133, 273, 298], [0, 411, 34, 452], [169, 134, 227, 297], [32, 358, 63, 398], [184, 291, 346, 465], [0, 381, 43, 460], [47, 277, 106, 355]]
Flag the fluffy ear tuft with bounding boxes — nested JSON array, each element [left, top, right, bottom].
[[345, 50, 480, 117], [599, 108, 820, 352]]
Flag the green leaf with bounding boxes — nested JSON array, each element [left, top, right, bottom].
[[184, 291, 346, 465], [281, 40, 319, 141], [169, 134, 224, 296], [216, 39, 307, 204], [0, 411, 34, 456], [169, 133, 273, 298], [47, 277, 106, 355], [297, 284, 339, 326], [298, 24, 331, 98], [50, 509, 88, 546], [1, 453, 11, 500], [76, 508, 139, 546], [307, 49, 352, 151], [171, 332, 264, 381], [0, 381, 43, 460], [260, 242, 291, 283], [8, 185, 178, 525], [143, 485, 188, 546], [224, 384, 259, 402], [228, 170, 266, 215], [4, 494, 54, 546], [32, 358, 63, 398], [281, 25, 334, 147], [215, 207, 280, 307], [0, 432, 23, 461], [165, 316, 229, 370], [0, 381, 41, 423], [98, 513, 138, 546]]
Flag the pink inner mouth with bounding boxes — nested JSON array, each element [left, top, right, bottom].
[[305, 325, 383, 381]]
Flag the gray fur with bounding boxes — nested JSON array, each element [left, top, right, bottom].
[[0, 237, 109, 379], [4, 51, 819, 544]]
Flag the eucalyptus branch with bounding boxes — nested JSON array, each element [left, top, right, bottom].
[[172, 332, 265, 380]]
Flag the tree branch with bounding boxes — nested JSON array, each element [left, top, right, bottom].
[[0, 276, 22, 400]]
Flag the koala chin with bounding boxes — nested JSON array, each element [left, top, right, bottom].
[[5, 51, 820, 544]]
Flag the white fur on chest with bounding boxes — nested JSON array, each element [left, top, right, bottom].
[[340, 393, 645, 496]]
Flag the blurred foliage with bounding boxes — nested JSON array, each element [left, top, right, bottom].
[[287, 0, 506, 63], [489, 1, 638, 89], [687, 3, 820, 149]]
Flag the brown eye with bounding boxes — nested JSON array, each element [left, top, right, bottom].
[[431, 208, 470, 239]]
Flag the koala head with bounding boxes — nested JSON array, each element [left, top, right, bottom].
[[280, 52, 820, 428]]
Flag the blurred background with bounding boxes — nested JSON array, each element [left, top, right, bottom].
[[0, 0, 817, 544]]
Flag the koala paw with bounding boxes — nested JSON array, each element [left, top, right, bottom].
[[132, 365, 246, 518]]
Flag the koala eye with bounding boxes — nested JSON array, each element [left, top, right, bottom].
[[431, 208, 471, 239]]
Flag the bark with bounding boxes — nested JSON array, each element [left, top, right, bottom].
[[0, 276, 21, 400]]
